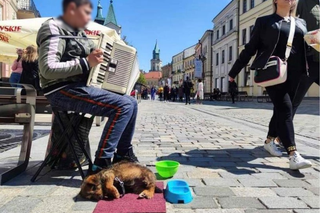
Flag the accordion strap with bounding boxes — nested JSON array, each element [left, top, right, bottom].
[[285, 17, 296, 61]]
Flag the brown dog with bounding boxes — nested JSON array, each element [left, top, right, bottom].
[[80, 162, 162, 200]]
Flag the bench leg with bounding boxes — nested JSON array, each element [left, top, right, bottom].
[[1, 106, 35, 185]]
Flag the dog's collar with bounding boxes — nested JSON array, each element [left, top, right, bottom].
[[114, 177, 125, 197]]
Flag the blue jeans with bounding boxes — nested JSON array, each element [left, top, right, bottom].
[[9, 72, 21, 87], [46, 82, 138, 159]]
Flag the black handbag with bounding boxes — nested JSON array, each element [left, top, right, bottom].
[[254, 17, 295, 87]]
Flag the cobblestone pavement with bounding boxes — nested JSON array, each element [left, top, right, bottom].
[[0, 100, 319, 213]]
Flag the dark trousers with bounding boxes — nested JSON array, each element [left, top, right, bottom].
[[230, 93, 236, 103], [266, 72, 302, 154], [268, 59, 319, 147], [185, 93, 191, 104], [164, 92, 169, 101], [46, 82, 137, 159]]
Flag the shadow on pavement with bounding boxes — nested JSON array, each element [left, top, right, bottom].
[[158, 147, 319, 178]]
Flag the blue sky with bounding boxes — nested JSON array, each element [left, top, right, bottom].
[[34, 0, 231, 71]]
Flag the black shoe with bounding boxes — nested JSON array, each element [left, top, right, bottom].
[[113, 148, 139, 164], [87, 158, 112, 176]]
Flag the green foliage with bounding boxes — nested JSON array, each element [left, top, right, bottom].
[[137, 73, 147, 85]]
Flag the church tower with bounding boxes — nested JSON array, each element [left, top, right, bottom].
[[104, 0, 122, 35], [150, 40, 162, 71], [94, 0, 105, 25]]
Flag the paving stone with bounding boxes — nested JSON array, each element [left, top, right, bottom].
[[238, 179, 277, 187], [173, 196, 219, 209], [298, 196, 320, 208], [232, 188, 277, 197], [293, 210, 320, 213], [272, 188, 315, 197], [31, 196, 74, 213], [305, 179, 320, 187], [308, 187, 320, 196], [218, 197, 266, 209], [193, 187, 235, 197], [0, 197, 41, 213], [245, 210, 291, 213], [187, 169, 220, 178], [20, 185, 57, 196], [203, 178, 242, 187], [251, 172, 287, 180], [72, 201, 97, 211], [196, 210, 245, 213], [273, 179, 312, 188], [182, 179, 205, 187], [259, 197, 309, 209]]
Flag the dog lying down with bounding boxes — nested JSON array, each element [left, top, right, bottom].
[[80, 162, 163, 200]]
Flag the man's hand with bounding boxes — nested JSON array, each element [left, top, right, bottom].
[[229, 76, 235, 82], [87, 49, 104, 68]]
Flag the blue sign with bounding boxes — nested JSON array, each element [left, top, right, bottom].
[[194, 59, 202, 78]]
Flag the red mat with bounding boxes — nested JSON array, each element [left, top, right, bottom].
[[93, 182, 166, 213]]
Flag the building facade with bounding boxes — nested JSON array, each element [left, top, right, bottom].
[[199, 30, 213, 93], [144, 71, 162, 87], [212, 0, 238, 93], [160, 63, 172, 86], [183, 44, 196, 81], [172, 51, 184, 84], [150, 41, 162, 71]]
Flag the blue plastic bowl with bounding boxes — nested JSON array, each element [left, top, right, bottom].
[[165, 180, 193, 204]]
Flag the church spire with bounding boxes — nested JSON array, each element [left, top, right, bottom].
[[94, 0, 104, 25], [104, 0, 118, 26], [153, 40, 160, 60]]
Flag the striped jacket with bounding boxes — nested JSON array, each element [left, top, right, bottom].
[[36, 17, 95, 95]]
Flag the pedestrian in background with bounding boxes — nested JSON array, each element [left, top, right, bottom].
[[178, 85, 184, 102], [228, 0, 312, 170], [183, 77, 193, 105], [164, 83, 170, 102], [19, 45, 41, 93], [228, 81, 238, 104], [196, 79, 204, 104], [158, 86, 163, 101], [171, 86, 177, 102], [151, 86, 156, 101], [9, 49, 23, 87]]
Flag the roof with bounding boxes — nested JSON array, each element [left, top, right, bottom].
[[95, 0, 104, 22], [104, 0, 118, 26], [144, 71, 162, 79]]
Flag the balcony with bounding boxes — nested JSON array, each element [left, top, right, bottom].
[[17, 0, 41, 19]]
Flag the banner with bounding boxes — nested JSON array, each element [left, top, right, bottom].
[[194, 59, 202, 79]]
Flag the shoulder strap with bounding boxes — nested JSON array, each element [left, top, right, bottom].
[[285, 17, 296, 61]]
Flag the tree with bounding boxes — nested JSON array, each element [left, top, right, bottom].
[[137, 73, 147, 85]]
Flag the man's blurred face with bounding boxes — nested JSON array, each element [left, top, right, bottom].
[[67, 3, 92, 28], [74, 4, 92, 28]]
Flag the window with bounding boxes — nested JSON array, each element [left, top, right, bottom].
[[250, 0, 254, 9], [222, 50, 225, 64], [215, 78, 218, 88], [229, 46, 233, 61], [216, 30, 219, 40], [221, 77, 225, 92], [229, 19, 233, 31], [243, 0, 247, 13], [242, 28, 247, 45], [250, 25, 254, 34], [216, 53, 219, 66], [222, 25, 226, 35]]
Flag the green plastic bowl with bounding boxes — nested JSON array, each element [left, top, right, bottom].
[[155, 160, 180, 178]]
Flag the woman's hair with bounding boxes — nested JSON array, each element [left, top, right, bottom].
[[273, 0, 297, 16], [16, 49, 23, 62], [22, 45, 38, 62], [198, 79, 202, 83]]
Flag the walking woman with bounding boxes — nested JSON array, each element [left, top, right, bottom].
[[20, 45, 41, 92], [228, 0, 312, 170], [196, 79, 204, 104], [9, 49, 23, 87]]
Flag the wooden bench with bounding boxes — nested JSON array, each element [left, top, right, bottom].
[[257, 91, 271, 103], [0, 82, 36, 184]]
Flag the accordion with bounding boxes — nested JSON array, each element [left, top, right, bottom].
[[86, 33, 140, 95]]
